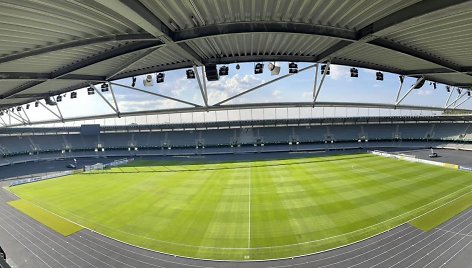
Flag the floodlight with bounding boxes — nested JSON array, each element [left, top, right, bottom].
[[289, 62, 298, 74], [205, 64, 219, 81], [376, 71, 383, 81], [432, 82, 437, 89], [268, 63, 280, 75], [186, 69, 195, 79], [35, 101, 39, 107], [87, 87, 95, 95], [156, 73, 165, 83], [235, 64, 240, 70], [101, 83, 109, 92], [26, 104, 30, 109], [131, 77, 137, 87], [321, 64, 330, 75], [399, 75, 404, 83], [44, 97, 56, 106], [0, 111, 3, 116], [413, 77, 425, 89], [254, 63, 263, 74], [350, 68, 358, 77], [219, 66, 229, 76], [16, 106, 21, 112], [56, 95, 62, 102], [143, 74, 154, 86], [446, 85, 451, 92], [457, 88, 462, 94], [71, 92, 77, 99]]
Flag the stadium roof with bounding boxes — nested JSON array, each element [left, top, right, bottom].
[[1, 0, 472, 110]]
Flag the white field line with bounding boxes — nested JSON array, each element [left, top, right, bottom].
[[435, 227, 472, 237], [248, 169, 251, 249]]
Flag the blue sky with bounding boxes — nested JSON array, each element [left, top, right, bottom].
[[13, 62, 470, 125]]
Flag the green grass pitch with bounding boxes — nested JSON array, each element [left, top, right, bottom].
[[9, 153, 472, 260]]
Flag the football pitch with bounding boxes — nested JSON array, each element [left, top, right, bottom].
[[9, 153, 472, 260]]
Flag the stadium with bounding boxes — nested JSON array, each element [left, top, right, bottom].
[[0, 1, 471, 267]]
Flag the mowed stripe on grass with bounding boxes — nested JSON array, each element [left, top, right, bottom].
[[9, 154, 472, 260]]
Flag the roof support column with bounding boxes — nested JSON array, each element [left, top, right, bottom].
[[395, 76, 405, 102], [91, 83, 120, 117], [193, 65, 208, 108], [216, 64, 316, 106], [444, 87, 455, 109], [312, 63, 319, 99], [53, 96, 65, 123], [38, 101, 63, 121], [110, 82, 201, 107], [313, 61, 330, 107], [446, 90, 468, 109], [8, 110, 26, 125], [395, 77, 425, 107], [453, 94, 472, 109], [109, 83, 121, 117]]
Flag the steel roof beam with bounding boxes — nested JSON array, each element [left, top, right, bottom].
[[370, 39, 465, 75], [0, 73, 106, 81], [315, 0, 471, 63], [174, 22, 357, 42], [95, 0, 203, 66], [0, 33, 156, 65], [0, 41, 162, 99]]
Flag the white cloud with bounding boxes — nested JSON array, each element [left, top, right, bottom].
[[272, 89, 282, 99], [302, 91, 312, 99], [416, 89, 434, 96], [206, 74, 265, 104], [329, 65, 351, 81], [118, 99, 182, 112]]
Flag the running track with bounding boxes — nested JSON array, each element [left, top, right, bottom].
[[0, 189, 470, 268]]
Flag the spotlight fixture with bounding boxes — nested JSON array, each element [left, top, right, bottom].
[[219, 66, 229, 76], [376, 71, 383, 81], [71, 92, 77, 99], [413, 77, 425, 89], [87, 87, 95, 95], [235, 63, 240, 70], [268, 62, 280, 75], [143, 74, 154, 86], [289, 62, 298, 74], [321, 64, 330, 75], [350, 67, 358, 77], [186, 69, 195, 79], [131, 77, 137, 87], [156, 73, 165, 83], [205, 64, 219, 81], [35, 101, 39, 107], [44, 97, 56, 106], [446, 85, 451, 92], [254, 63, 264, 74], [56, 95, 62, 102], [26, 104, 30, 109], [468, 91, 471, 97], [0, 111, 3, 116], [399, 75, 404, 83], [457, 88, 462, 95], [16, 106, 21, 112], [101, 83, 109, 92]]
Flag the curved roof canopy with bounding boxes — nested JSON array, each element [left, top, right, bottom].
[[1, 0, 472, 109]]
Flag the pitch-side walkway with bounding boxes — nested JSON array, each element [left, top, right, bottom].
[[0, 190, 470, 268]]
